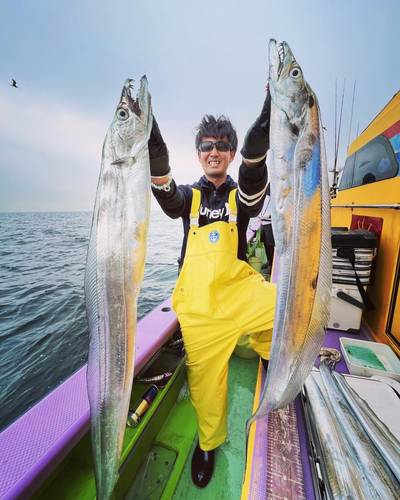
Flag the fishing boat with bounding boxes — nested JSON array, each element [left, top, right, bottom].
[[1, 91, 399, 500], [330, 90, 400, 353]]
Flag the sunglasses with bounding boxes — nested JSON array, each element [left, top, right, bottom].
[[198, 140, 232, 153]]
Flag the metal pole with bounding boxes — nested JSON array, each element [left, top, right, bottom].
[[332, 204, 400, 210], [347, 80, 356, 152], [334, 78, 337, 173], [335, 78, 346, 165]]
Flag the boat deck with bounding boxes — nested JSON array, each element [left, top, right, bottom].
[[0, 246, 379, 500], [171, 355, 259, 499], [243, 322, 374, 500], [27, 352, 259, 500], [0, 318, 376, 500]]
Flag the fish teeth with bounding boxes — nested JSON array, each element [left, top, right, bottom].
[[125, 79, 135, 99], [278, 43, 285, 62]]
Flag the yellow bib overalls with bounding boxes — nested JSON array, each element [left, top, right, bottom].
[[172, 188, 276, 451]]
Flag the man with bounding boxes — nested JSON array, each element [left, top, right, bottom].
[[149, 91, 276, 488]]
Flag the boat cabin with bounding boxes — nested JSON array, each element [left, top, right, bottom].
[[331, 90, 400, 353]]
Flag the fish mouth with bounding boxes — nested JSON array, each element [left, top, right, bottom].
[[269, 39, 280, 82], [277, 42, 285, 78], [269, 39, 294, 81], [120, 78, 142, 117]]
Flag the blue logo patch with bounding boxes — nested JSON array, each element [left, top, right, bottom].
[[209, 230, 220, 243]]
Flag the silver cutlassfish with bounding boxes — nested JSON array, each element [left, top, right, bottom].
[[248, 40, 332, 432], [85, 77, 152, 500], [304, 373, 367, 499], [320, 359, 400, 498], [332, 369, 400, 483]]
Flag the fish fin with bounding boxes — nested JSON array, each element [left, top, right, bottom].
[[288, 122, 299, 136], [111, 156, 136, 167]]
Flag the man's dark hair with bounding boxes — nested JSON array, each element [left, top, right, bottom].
[[194, 115, 238, 151]]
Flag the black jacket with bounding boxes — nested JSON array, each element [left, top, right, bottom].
[[152, 162, 268, 265]]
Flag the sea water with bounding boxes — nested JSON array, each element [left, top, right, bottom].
[[0, 211, 182, 432]]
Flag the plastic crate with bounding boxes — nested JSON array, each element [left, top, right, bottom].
[[331, 228, 377, 286], [340, 337, 400, 381]]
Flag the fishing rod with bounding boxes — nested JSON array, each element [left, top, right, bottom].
[[331, 79, 346, 195], [347, 80, 357, 153], [335, 78, 346, 170], [334, 78, 337, 171]]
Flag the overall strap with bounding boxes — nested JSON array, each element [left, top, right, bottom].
[[190, 188, 201, 228], [190, 187, 238, 227], [228, 188, 237, 224]]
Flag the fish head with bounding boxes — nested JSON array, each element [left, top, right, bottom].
[[105, 76, 152, 162], [268, 39, 310, 131]]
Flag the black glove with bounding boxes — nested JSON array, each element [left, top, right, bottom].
[[149, 115, 171, 177], [240, 88, 271, 161]]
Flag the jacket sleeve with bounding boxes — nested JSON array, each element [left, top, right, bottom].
[[237, 161, 268, 217], [151, 178, 191, 219]]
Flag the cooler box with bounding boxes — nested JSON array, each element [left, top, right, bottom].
[[328, 284, 365, 333], [328, 228, 377, 332]]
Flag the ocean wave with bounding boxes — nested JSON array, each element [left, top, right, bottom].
[[0, 210, 181, 431], [0, 264, 19, 271]]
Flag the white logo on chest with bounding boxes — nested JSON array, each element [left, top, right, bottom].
[[199, 202, 229, 220]]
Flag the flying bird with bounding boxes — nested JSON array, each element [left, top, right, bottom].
[[10, 79, 18, 88]]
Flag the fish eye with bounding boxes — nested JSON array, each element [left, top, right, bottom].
[[290, 67, 302, 79], [117, 108, 129, 121]]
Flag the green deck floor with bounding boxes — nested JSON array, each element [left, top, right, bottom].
[[33, 353, 259, 500], [161, 354, 259, 500]]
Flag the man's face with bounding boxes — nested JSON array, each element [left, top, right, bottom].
[[197, 136, 236, 183]]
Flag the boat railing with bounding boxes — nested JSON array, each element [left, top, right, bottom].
[[0, 298, 178, 500]]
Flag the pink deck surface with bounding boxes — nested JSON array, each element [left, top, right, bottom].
[[0, 298, 178, 500]]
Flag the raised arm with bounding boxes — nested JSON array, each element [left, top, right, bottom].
[[238, 87, 271, 215], [149, 115, 188, 218]]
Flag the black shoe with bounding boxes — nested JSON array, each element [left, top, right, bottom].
[[261, 358, 269, 372], [191, 442, 215, 488]]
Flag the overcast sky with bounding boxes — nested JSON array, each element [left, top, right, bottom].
[[1, 0, 399, 212]]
